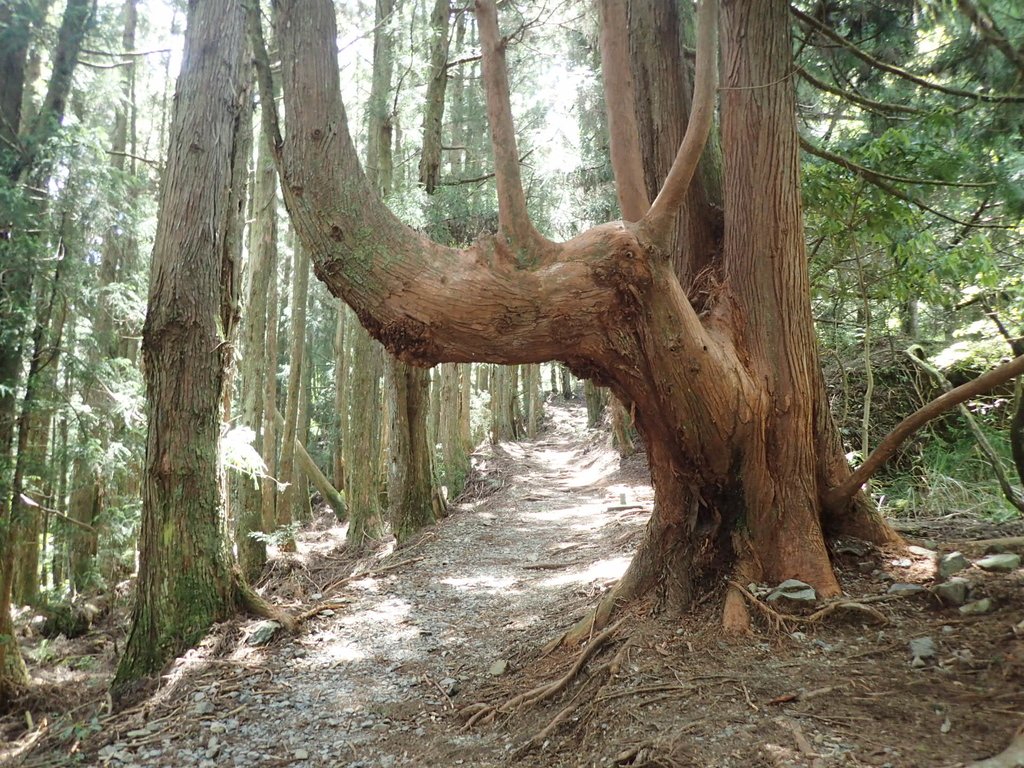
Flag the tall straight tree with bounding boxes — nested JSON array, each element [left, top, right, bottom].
[[113, 0, 254, 692], [68, 0, 139, 590], [260, 0, 930, 642], [0, 0, 95, 692]]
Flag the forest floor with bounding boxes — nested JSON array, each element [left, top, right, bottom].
[[4, 399, 1024, 768]]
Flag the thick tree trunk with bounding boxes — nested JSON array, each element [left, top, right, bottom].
[[113, 0, 250, 692], [269, 0, 899, 638], [386, 360, 437, 543]]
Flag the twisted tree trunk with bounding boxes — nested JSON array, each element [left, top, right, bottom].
[[265, 0, 902, 638]]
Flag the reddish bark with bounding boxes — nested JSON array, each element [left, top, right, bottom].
[[268, 0, 900, 632]]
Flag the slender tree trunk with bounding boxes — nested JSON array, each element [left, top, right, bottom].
[[584, 381, 607, 429], [12, 232, 69, 606], [113, 0, 251, 692], [346, 331, 384, 551], [439, 363, 470, 496], [236, 73, 279, 579], [386, 360, 437, 543], [295, 324, 314, 523], [67, 0, 138, 590], [333, 304, 348, 492], [277, 242, 309, 549], [0, 0, 94, 692], [418, 0, 450, 193]]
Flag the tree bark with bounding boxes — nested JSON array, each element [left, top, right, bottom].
[[418, 0, 450, 194], [268, 0, 901, 637], [276, 241, 309, 549], [113, 0, 251, 693]]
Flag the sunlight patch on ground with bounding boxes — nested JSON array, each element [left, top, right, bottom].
[[317, 639, 369, 664], [538, 556, 631, 588], [340, 597, 411, 627], [560, 452, 620, 489], [440, 574, 520, 594], [519, 501, 616, 531]]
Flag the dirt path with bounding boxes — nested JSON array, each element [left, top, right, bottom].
[[77, 402, 654, 767], [10, 400, 1024, 768]]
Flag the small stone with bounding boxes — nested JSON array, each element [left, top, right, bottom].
[[319, 609, 336, 617], [125, 729, 150, 738], [209, 722, 227, 734], [975, 554, 1021, 573], [933, 577, 970, 606], [911, 656, 927, 668], [959, 598, 995, 616], [907, 545, 935, 557], [767, 579, 816, 602], [909, 636, 936, 660], [887, 583, 925, 595], [294, 749, 309, 760], [439, 677, 459, 696], [192, 700, 214, 716], [488, 659, 509, 676], [937, 552, 969, 579], [246, 620, 281, 646]]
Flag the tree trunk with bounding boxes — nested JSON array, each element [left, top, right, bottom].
[[418, 0, 450, 193], [333, 304, 348, 491], [386, 359, 437, 543], [269, 0, 900, 639], [584, 381, 607, 429], [236, 73, 279, 579], [276, 241, 309, 549], [67, 0, 139, 590], [11, 231, 69, 606], [0, 0, 94, 693], [295, 325, 314, 523], [345, 330, 384, 551], [438, 363, 470, 496], [113, 0, 250, 692]]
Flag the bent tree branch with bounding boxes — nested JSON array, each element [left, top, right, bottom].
[[825, 353, 1024, 513]]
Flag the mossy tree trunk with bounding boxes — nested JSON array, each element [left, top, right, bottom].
[[113, 0, 251, 693]]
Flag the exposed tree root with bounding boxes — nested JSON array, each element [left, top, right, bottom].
[[728, 581, 889, 632], [543, 590, 621, 653], [233, 568, 297, 632], [461, 617, 627, 729], [723, 554, 761, 634]]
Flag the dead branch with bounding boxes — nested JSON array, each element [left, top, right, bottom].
[[904, 346, 1024, 512], [825, 353, 1024, 513]]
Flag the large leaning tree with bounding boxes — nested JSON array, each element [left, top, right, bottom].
[[266, 0, 1019, 639], [264, 0, 896, 634]]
